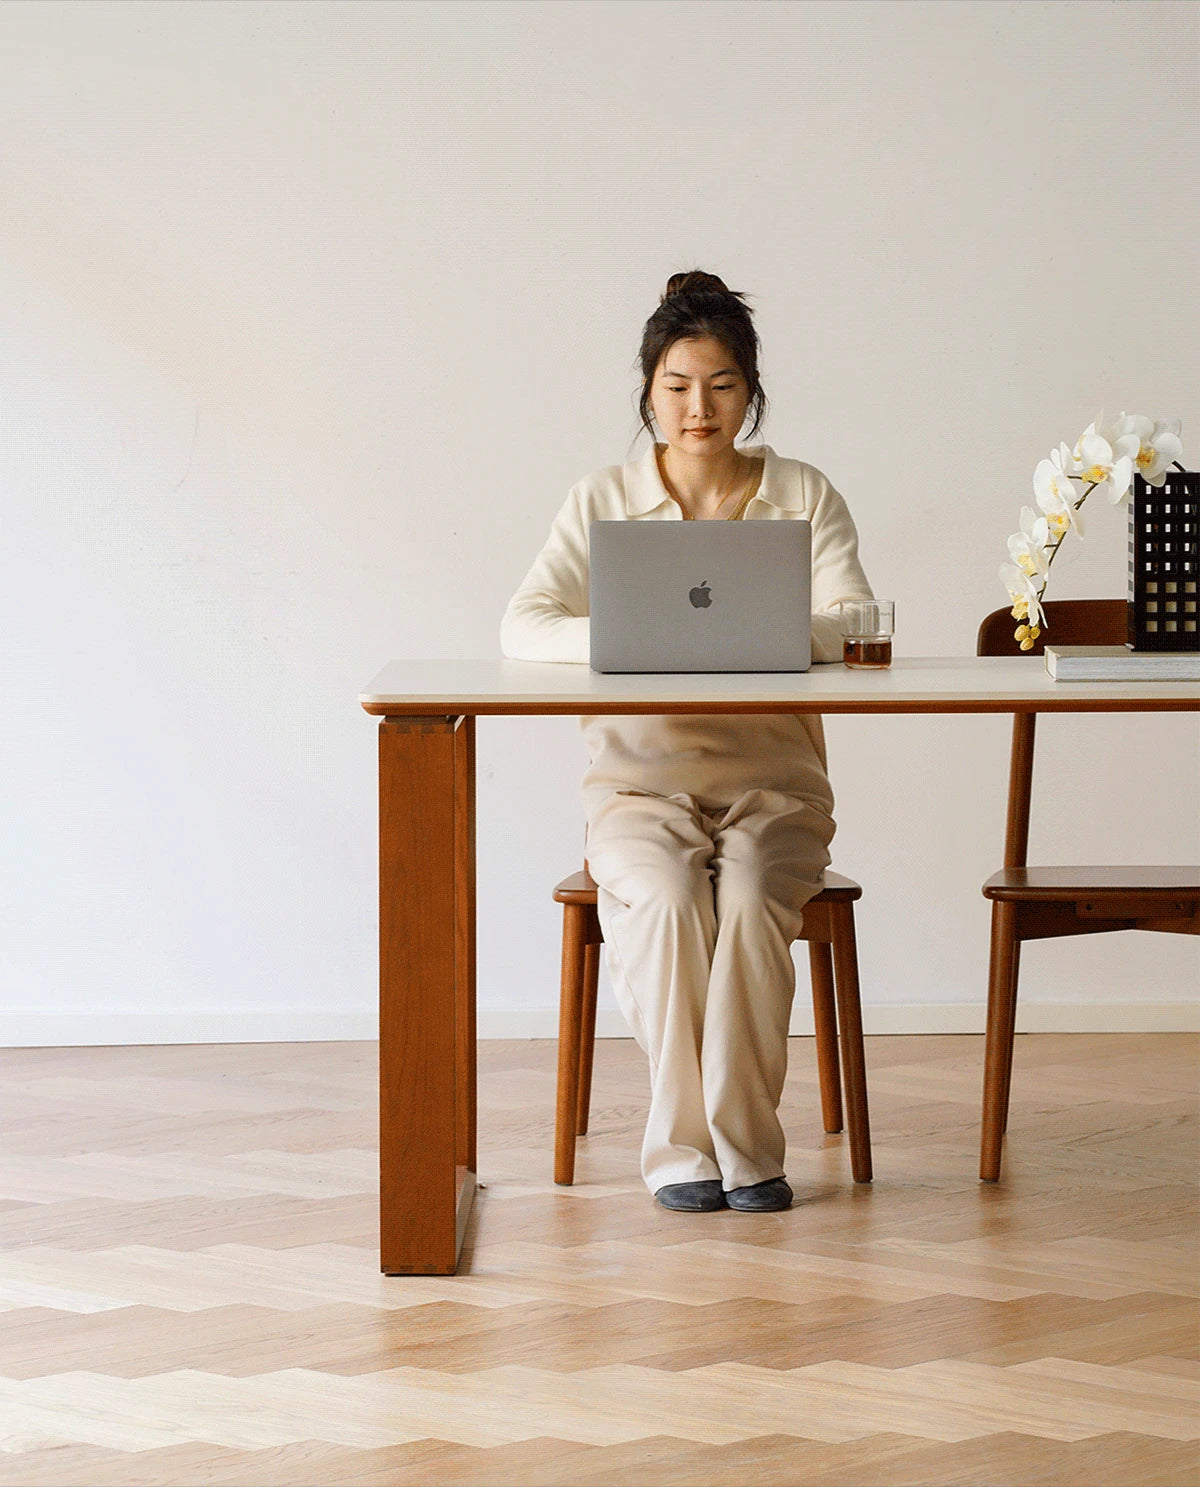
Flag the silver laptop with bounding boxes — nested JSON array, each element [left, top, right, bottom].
[[589, 520, 812, 673]]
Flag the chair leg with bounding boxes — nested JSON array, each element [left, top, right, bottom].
[[576, 938, 600, 1136], [980, 900, 1020, 1181], [829, 902, 872, 1183], [808, 941, 844, 1133], [999, 941, 1020, 1136], [554, 905, 588, 1185]]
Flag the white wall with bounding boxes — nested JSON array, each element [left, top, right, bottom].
[[1, 0, 1196, 1046]]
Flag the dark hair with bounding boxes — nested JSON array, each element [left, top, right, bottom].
[[637, 270, 767, 442]]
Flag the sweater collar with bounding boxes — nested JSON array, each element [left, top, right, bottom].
[[622, 443, 801, 516]]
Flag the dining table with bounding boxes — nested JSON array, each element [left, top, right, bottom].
[[359, 656, 1199, 1274]]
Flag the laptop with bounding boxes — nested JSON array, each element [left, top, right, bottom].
[[589, 520, 812, 673]]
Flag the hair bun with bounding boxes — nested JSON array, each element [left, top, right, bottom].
[[662, 269, 732, 302]]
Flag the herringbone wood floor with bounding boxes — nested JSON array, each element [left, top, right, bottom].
[[0, 1033, 1196, 1487]]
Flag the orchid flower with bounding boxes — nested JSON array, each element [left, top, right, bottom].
[[1074, 428, 1135, 503], [999, 412, 1183, 647], [1074, 413, 1131, 466], [1073, 413, 1139, 498], [1007, 507, 1051, 579], [1116, 413, 1184, 487], [1033, 450, 1084, 538], [999, 562, 1045, 643]]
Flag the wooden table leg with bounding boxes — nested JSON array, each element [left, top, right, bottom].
[[455, 716, 477, 1179], [378, 714, 476, 1275]]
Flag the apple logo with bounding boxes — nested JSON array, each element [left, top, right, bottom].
[[689, 580, 713, 609]]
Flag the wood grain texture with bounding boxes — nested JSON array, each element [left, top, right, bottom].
[[377, 717, 466, 1275], [0, 1034, 1196, 1486]]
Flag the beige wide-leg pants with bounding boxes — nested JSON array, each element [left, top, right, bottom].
[[585, 786, 835, 1194]]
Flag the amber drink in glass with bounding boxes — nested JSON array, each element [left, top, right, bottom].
[[840, 600, 894, 669]]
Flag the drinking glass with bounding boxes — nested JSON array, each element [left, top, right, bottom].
[[840, 600, 895, 669]]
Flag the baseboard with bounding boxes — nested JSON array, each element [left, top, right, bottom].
[[0, 1011, 380, 1048], [0, 1001, 1196, 1047]]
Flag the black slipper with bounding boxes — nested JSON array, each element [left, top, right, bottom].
[[726, 1177, 793, 1212], [654, 1180, 727, 1212]]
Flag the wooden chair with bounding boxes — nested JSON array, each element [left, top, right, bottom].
[[977, 599, 1200, 1180], [552, 866, 872, 1186]]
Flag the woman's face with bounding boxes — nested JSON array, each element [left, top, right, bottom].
[[649, 336, 751, 460]]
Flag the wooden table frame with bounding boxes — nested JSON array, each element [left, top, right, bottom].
[[361, 658, 1198, 1275]]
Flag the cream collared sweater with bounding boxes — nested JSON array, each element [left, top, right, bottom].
[[501, 443, 874, 813]]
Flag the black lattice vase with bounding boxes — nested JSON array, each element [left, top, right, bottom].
[[1127, 468, 1199, 651]]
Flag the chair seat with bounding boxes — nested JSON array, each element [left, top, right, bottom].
[[555, 867, 863, 905], [983, 865, 1200, 903]]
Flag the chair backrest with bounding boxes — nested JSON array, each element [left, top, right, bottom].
[[977, 599, 1127, 868], [977, 598, 1127, 657]]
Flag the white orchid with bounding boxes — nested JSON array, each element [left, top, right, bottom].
[[1033, 449, 1084, 538], [1080, 410, 1119, 452], [999, 562, 1045, 645], [1073, 412, 1133, 466], [1114, 413, 1184, 487], [1007, 506, 1051, 579], [1073, 428, 1135, 503], [999, 411, 1183, 647]]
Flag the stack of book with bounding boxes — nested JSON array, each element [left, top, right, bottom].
[[1044, 645, 1200, 681]]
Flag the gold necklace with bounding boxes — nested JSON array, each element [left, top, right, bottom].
[[658, 449, 750, 520], [725, 477, 757, 522]]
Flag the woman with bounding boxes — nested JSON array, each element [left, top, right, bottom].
[[502, 271, 873, 1213]]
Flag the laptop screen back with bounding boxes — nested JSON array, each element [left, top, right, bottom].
[[589, 520, 812, 673]]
